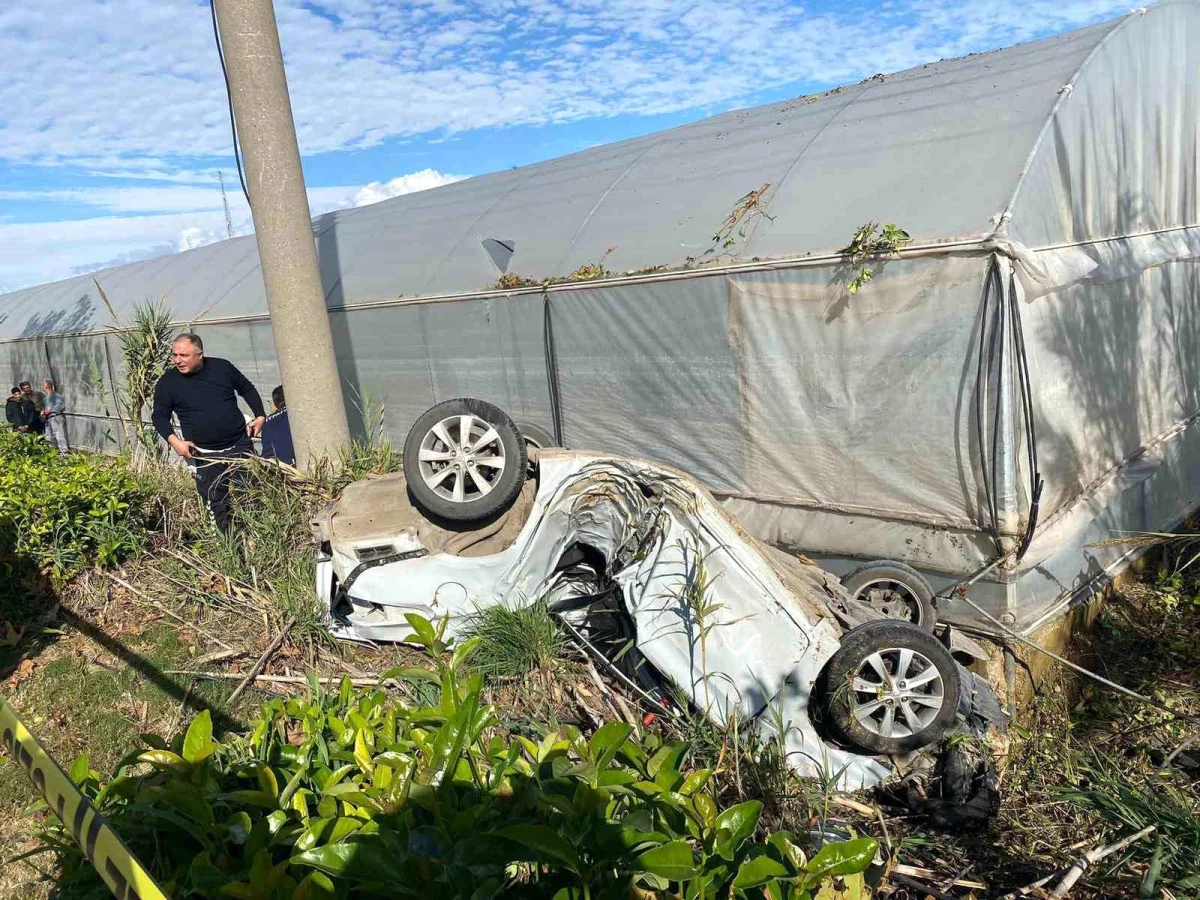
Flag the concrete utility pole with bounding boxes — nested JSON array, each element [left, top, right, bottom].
[[212, 0, 350, 468]]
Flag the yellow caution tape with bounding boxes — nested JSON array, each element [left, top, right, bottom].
[[0, 697, 170, 900]]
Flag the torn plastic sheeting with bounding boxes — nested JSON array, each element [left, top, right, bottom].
[[995, 226, 1200, 301], [324, 451, 891, 790]]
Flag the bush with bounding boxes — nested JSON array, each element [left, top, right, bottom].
[[40, 615, 876, 899], [0, 431, 149, 578]]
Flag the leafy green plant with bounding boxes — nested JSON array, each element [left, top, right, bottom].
[[0, 430, 149, 580], [841, 223, 910, 294], [461, 598, 565, 678], [38, 614, 876, 899]]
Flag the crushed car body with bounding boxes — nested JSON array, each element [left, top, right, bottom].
[[313, 400, 1005, 792]]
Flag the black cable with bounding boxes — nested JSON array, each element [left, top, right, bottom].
[[543, 291, 565, 446], [209, 0, 251, 209], [990, 260, 1006, 552], [975, 259, 1003, 550], [1009, 271, 1044, 562]]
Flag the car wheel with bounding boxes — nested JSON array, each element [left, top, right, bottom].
[[841, 561, 937, 631], [820, 620, 960, 755], [403, 398, 527, 522], [516, 422, 558, 450]]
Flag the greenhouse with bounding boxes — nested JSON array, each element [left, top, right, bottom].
[[2, 0, 1198, 634]]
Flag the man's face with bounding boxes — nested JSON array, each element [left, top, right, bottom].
[[19, 384, 31, 397], [9, 391, 20, 402], [172, 340, 203, 374]]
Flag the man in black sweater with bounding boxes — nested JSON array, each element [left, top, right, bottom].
[[151, 333, 266, 532]]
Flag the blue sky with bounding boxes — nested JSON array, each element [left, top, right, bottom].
[[0, 0, 1133, 293]]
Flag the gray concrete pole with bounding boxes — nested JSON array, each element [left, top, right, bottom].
[[212, 0, 350, 468]]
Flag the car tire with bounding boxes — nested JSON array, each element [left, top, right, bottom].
[[403, 398, 527, 523], [516, 422, 558, 449], [819, 620, 960, 755], [841, 561, 937, 631]]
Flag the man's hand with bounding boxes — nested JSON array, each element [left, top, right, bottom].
[[168, 436, 197, 459], [17, 425, 28, 433], [247, 416, 266, 438]]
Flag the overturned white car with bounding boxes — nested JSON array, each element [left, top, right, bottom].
[[313, 399, 1002, 790]]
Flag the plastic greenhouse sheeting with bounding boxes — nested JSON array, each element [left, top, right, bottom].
[[0, 14, 1115, 338], [4, 1, 1200, 632]]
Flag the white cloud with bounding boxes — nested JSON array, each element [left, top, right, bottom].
[[0, 169, 465, 292], [350, 169, 466, 206], [0, 0, 1132, 168]]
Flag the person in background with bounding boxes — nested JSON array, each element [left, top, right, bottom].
[[151, 333, 266, 532], [19, 382, 45, 435], [41, 379, 69, 454], [6, 386, 36, 433], [259, 385, 296, 467]]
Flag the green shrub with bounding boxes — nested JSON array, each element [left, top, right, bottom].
[[39, 615, 876, 899], [0, 431, 149, 578]]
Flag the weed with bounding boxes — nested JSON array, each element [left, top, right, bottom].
[[335, 440, 403, 488], [841, 222, 910, 294], [663, 537, 748, 715], [494, 272, 540, 290], [1059, 754, 1200, 888], [962, 570, 1200, 895], [705, 183, 774, 258], [567, 246, 617, 282], [461, 598, 565, 678]]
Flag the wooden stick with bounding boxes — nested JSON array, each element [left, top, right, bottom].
[[227, 616, 294, 705], [168, 671, 383, 688], [831, 796, 879, 818], [190, 648, 246, 666], [888, 872, 958, 900], [584, 658, 637, 728], [105, 573, 235, 651], [999, 825, 1156, 900], [1158, 729, 1199, 775], [1050, 825, 1156, 898], [572, 686, 604, 730], [892, 864, 986, 890]]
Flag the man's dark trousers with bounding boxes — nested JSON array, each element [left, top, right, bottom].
[[192, 436, 255, 533]]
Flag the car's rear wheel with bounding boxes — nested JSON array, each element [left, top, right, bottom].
[[820, 620, 960, 755], [403, 398, 527, 522], [841, 561, 937, 631], [516, 422, 558, 450]]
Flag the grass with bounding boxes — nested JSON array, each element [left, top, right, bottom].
[[461, 598, 565, 678], [0, 610, 256, 896], [901, 555, 1200, 897]]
